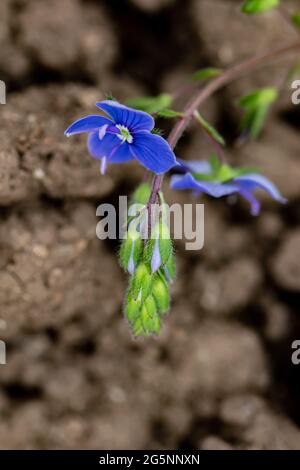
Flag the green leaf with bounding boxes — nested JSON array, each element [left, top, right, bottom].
[[156, 109, 183, 119], [241, 0, 280, 14], [238, 88, 278, 139], [292, 13, 300, 30], [209, 154, 221, 174], [218, 165, 237, 183], [238, 87, 278, 109], [243, 105, 270, 139], [192, 68, 222, 81], [194, 111, 225, 146], [218, 164, 258, 182], [193, 157, 259, 183], [126, 94, 173, 114]]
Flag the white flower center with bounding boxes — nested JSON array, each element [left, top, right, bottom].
[[116, 125, 133, 144]]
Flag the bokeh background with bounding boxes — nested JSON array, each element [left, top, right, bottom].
[[1, 0, 300, 449]]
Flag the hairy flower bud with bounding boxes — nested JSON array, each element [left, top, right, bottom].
[[144, 220, 173, 273], [140, 304, 161, 336], [125, 293, 142, 322], [164, 254, 176, 282], [132, 317, 144, 337], [119, 220, 144, 274], [132, 183, 151, 205], [152, 275, 170, 314], [130, 263, 153, 301], [144, 295, 157, 318]]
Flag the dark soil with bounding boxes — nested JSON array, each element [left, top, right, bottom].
[[1, 0, 300, 449]]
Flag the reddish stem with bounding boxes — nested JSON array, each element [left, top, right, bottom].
[[147, 38, 300, 215]]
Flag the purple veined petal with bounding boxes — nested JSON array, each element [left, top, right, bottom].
[[175, 159, 212, 175], [87, 131, 119, 160], [234, 173, 287, 204], [109, 142, 135, 163], [87, 132, 134, 164], [64, 115, 112, 136], [130, 131, 177, 174], [96, 100, 154, 132], [238, 188, 261, 216], [170, 173, 238, 198]]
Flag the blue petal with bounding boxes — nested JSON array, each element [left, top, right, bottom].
[[96, 100, 154, 132], [87, 132, 134, 163], [234, 174, 287, 204], [176, 159, 212, 175], [130, 131, 177, 174], [65, 115, 112, 136], [238, 188, 261, 216], [170, 173, 238, 198], [110, 142, 135, 163]]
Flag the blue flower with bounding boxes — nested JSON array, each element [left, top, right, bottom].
[[65, 100, 177, 175], [170, 159, 287, 215]]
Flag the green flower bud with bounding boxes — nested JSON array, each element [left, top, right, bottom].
[[140, 304, 152, 334], [144, 295, 157, 318], [131, 311, 161, 337], [140, 304, 161, 336], [132, 317, 144, 337], [158, 222, 173, 265], [125, 293, 142, 322], [130, 263, 153, 301], [152, 275, 170, 314], [144, 220, 173, 273], [132, 183, 151, 205], [164, 253, 176, 282], [119, 230, 143, 274], [152, 314, 161, 335]]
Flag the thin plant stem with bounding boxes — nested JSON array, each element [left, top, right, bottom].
[[147, 37, 300, 222]]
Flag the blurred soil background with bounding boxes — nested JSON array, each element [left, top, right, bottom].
[[0, 0, 300, 449]]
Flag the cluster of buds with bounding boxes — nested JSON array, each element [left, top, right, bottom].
[[119, 183, 175, 337]]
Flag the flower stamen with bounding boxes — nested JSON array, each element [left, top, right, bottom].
[[116, 124, 133, 144]]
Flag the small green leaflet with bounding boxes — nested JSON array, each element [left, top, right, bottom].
[[151, 128, 164, 136], [193, 155, 258, 183], [126, 94, 173, 114], [218, 165, 258, 182], [209, 153, 221, 174], [194, 111, 225, 146], [156, 109, 183, 119], [238, 87, 277, 109], [292, 13, 300, 31], [241, 0, 280, 14], [237, 87, 278, 139], [106, 94, 116, 101], [192, 68, 222, 82]]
